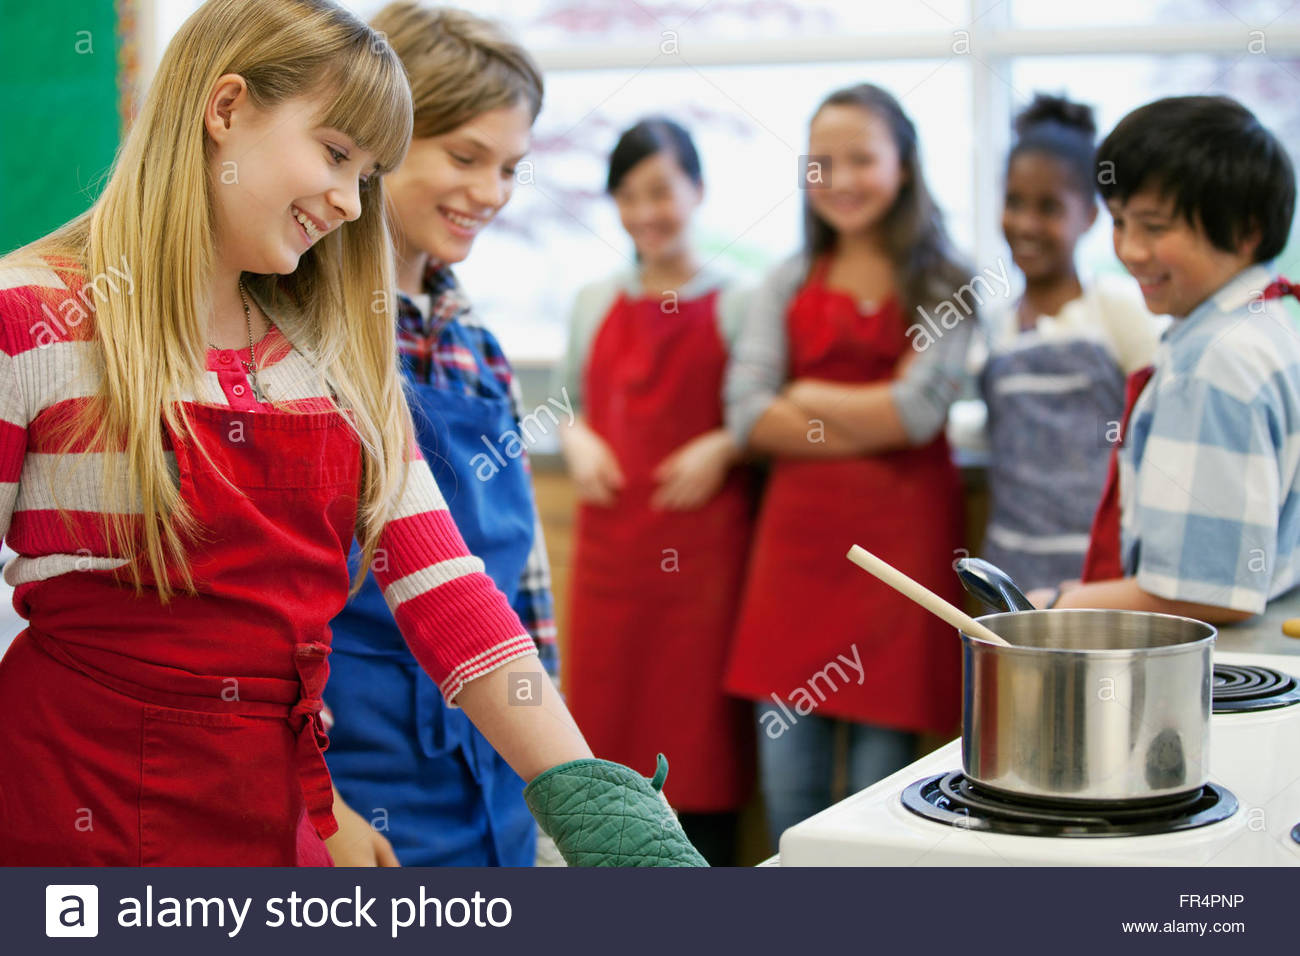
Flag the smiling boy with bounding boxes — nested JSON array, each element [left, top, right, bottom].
[[1034, 95, 1300, 623]]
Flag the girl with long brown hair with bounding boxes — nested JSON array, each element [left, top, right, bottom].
[[723, 83, 975, 846]]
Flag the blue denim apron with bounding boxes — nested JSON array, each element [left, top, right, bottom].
[[326, 323, 537, 866]]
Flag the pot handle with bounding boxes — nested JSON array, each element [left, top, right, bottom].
[[956, 557, 1036, 613]]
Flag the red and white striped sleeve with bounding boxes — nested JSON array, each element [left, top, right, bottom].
[[0, 286, 33, 544], [369, 443, 538, 704]]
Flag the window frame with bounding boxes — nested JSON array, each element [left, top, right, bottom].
[[525, 4, 1300, 273]]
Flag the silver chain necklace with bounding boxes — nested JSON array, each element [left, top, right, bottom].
[[208, 278, 265, 402]]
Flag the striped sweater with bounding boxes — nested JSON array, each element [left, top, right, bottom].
[[0, 260, 538, 702]]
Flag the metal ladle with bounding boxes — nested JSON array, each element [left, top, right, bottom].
[[955, 556, 1035, 613]]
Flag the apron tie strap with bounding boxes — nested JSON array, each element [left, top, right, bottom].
[[1263, 276, 1298, 301], [1081, 364, 1155, 582], [291, 641, 337, 839]]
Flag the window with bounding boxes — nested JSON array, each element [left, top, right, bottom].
[[1011, 0, 1300, 29], [457, 0, 969, 46], [148, 0, 1300, 359], [458, 58, 974, 356]]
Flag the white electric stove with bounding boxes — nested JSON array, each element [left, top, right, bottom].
[[777, 650, 1300, 866]]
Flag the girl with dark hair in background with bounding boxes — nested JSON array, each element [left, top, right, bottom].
[[558, 117, 755, 865], [975, 93, 1162, 594], [723, 84, 973, 847]]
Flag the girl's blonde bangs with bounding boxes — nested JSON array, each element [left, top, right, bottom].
[[317, 43, 413, 176]]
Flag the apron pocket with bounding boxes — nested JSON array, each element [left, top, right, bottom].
[[139, 705, 301, 866]]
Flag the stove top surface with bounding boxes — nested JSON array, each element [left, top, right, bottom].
[[777, 650, 1300, 866], [901, 772, 1237, 838], [1213, 662, 1300, 712]]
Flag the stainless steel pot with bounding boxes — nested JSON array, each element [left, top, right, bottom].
[[961, 609, 1216, 803]]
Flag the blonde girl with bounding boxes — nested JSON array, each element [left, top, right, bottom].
[[0, 0, 699, 867]]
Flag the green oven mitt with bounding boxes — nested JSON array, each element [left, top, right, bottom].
[[523, 753, 708, 867]]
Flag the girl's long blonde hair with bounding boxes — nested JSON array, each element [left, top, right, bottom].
[[1, 0, 415, 601]]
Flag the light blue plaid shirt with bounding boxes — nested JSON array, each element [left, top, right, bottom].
[[1121, 263, 1300, 613]]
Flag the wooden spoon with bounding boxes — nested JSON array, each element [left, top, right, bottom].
[[846, 544, 1012, 647]]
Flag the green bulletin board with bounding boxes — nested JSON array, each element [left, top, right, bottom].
[[0, 0, 122, 254]]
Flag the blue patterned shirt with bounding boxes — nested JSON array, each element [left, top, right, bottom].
[[1121, 263, 1300, 613]]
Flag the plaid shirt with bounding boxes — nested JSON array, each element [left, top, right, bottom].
[[1120, 263, 1300, 614], [397, 262, 558, 678]]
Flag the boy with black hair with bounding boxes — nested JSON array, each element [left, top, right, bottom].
[[1030, 95, 1300, 622]]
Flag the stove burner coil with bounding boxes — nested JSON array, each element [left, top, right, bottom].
[[1213, 664, 1300, 712], [901, 772, 1237, 838]]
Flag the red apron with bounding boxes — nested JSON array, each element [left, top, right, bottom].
[[724, 260, 963, 734], [0, 399, 360, 865], [565, 289, 755, 812], [1080, 366, 1154, 582], [1081, 275, 1300, 582]]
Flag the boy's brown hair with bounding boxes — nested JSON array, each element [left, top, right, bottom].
[[369, 3, 543, 138]]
